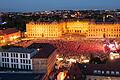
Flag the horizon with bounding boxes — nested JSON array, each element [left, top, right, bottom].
[[0, 0, 120, 12]]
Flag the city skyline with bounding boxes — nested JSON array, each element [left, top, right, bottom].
[[0, 0, 120, 12]]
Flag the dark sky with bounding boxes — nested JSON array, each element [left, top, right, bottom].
[[0, 0, 120, 12]]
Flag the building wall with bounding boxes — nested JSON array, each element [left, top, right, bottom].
[[26, 21, 120, 38], [86, 75, 120, 80], [26, 22, 63, 38], [87, 23, 120, 38], [32, 58, 47, 73], [0, 31, 20, 43], [0, 52, 32, 70], [47, 49, 58, 75], [4, 31, 21, 42], [65, 21, 88, 35], [32, 49, 58, 74]]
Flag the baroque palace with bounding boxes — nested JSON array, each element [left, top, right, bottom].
[[26, 21, 120, 38]]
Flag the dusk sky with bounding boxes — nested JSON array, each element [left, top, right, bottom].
[[0, 0, 120, 12]]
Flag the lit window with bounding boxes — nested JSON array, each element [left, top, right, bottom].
[[111, 71, 115, 75], [93, 70, 97, 73], [98, 70, 101, 74], [106, 71, 110, 74], [116, 71, 119, 75], [102, 71, 104, 74]]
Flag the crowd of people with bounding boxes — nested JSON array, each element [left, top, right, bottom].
[[15, 39, 107, 56], [51, 40, 104, 55]]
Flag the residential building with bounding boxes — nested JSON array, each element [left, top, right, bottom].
[[0, 47, 37, 70]]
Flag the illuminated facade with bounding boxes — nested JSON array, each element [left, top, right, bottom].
[[26, 22, 63, 38], [26, 21, 120, 38], [0, 28, 20, 43], [87, 23, 120, 38]]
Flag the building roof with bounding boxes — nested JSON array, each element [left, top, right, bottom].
[[0, 28, 18, 35], [77, 60, 120, 77], [2, 47, 35, 54], [27, 43, 56, 58]]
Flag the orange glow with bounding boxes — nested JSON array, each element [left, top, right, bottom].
[[26, 21, 120, 38]]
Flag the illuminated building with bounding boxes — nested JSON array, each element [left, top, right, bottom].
[[26, 21, 120, 38], [0, 47, 37, 70], [26, 22, 63, 38], [0, 28, 20, 43], [64, 21, 88, 36], [109, 52, 120, 60], [87, 23, 120, 38]]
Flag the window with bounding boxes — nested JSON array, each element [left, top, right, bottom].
[[2, 63, 4, 67], [7, 58, 9, 62], [102, 71, 104, 74], [16, 64, 18, 68], [106, 71, 110, 74], [20, 54, 22, 58], [26, 54, 28, 58], [16, 59, 18, 63], [5, 58, 6, 62], [7, 63, 9, 68], [29, 60, 31, 64], [116, 71, 119, 75], [23, 60, 25, 63], [21, 65, 23, 69], [26, 65, 28, 69], [11, 59, 13, 62], [23, 65, 25, 69], [23, 54, 25, 58], [16, 54, 18, 58], [2, 53, 4, 56], [14, 53, 15, 57], [111, 71, 115, 75], [11, 64, 14, 68], [2, 58, 4, 62], [26, 60, 28, 64], [7, 53, 9, 57], [14, 64, 16, 68], [29, 65, 31, 70], [14, 59, 16, 62], [93, 70, 97, 73], [5, 63, 7, 67], [20, 59, 22, 63], [98, 70, 101, 74], [4, 53, 6, 57], [11, 53, 13, 57]]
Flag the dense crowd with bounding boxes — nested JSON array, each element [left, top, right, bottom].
[[15, 39, 105, 56], [51, 40, 104, 55]]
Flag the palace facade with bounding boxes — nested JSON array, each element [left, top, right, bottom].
[[26, 21, 120, 38]]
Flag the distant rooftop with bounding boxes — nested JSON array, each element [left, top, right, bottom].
[[2, 47, 35, 54], [27, 43, 56, 58], [0, 28, 18, 35]]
